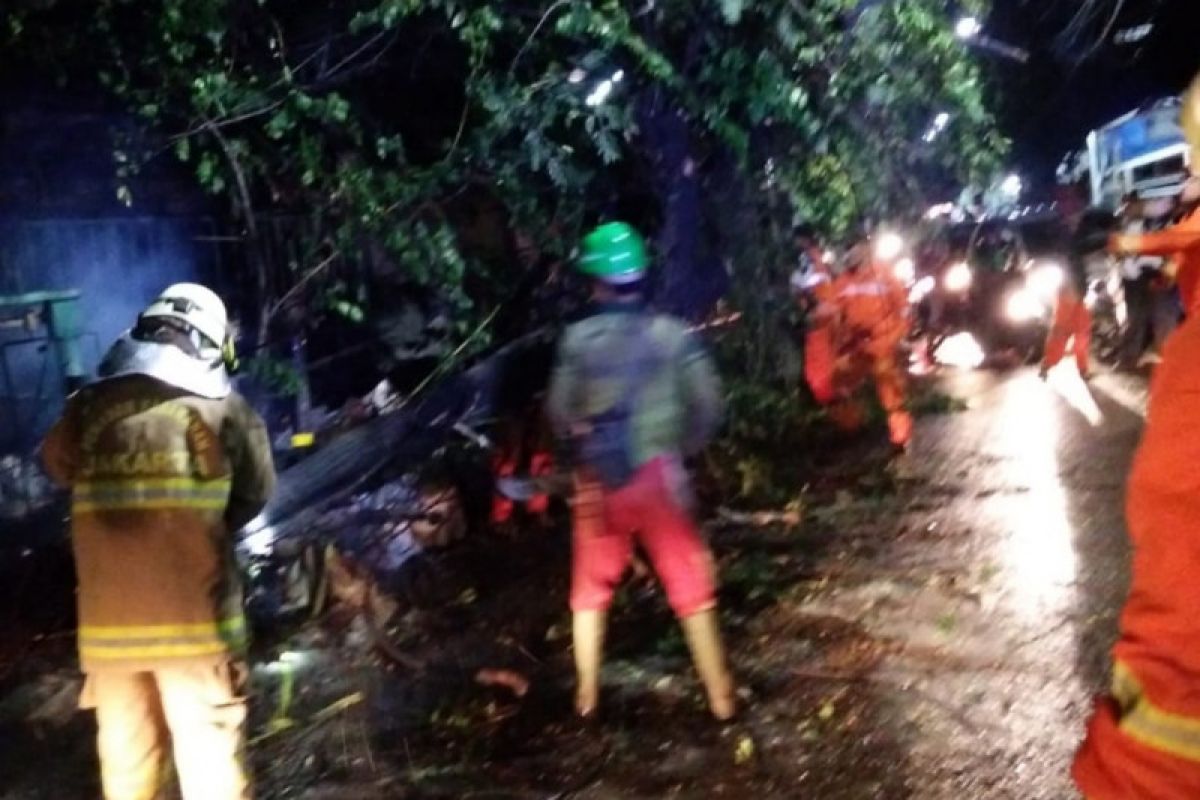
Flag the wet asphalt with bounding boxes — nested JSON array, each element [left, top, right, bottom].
[[810, 364, 1147, 798], [0, 364, 1153, 800]]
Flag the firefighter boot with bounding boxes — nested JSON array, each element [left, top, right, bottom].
[[887, 411, 913, 453], [572, 609, 607, 718], [681, 609, 736, 721]]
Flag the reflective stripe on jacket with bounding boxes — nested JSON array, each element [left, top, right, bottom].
[[41, 374, 275, 671], [72, 477, 233, 513]]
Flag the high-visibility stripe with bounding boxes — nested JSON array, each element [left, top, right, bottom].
[[79, 616, 247, 640], [1113, 660, 1200, 763], [81, 641, 234, 660], [74, 497, 228, 512], [838, 283, 890, 297], [77, 477, 229, 492], [72, 477, 231, 512], [79, 616, 248, 661]]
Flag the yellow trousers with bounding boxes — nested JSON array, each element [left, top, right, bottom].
[[82, 663, 251, 800]]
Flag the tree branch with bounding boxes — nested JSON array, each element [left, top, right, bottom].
[[204, 120, 271, 344], [314, 28, 397, 84], [173, 100, 287, 142], [267, 249, 340, 323], [509, 0, 571, 74]]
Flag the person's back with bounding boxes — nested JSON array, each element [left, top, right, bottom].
[[44, 374, 272, 668], [546, 222, 735, 722], [547, 306, 721, 475], [41, 283, 274, 800], [834, 258, 906, 340]]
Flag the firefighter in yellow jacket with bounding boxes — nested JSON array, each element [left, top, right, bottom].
[[41, 283, 275, 800]]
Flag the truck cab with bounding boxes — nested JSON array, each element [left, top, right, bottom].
[[1061, 98, 1191, 209]]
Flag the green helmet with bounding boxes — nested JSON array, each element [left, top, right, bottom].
[[578, 222, 648, 284]]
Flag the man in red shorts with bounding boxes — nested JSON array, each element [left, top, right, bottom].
[[546, 221, 735, 721]]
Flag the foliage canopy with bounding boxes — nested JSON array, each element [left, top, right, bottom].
[[6, 0, 1006, 352]]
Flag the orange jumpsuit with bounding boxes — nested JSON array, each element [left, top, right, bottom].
[[829, 261, 913, 447], [1042, 284, 1093, 376], [1074, 206, 1200, 799], [796, 254, 839, 405]]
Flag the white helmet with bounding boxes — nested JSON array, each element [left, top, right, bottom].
[[140, 283, 229, 351]]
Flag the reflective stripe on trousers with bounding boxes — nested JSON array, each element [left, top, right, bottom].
[[80, 616, 248, 663], [72, 477, 232, 513], [1112, 660, 1200, 763]]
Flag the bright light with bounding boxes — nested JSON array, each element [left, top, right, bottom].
[[611, 69, 625, 83], [823, 249, 836, 264], [1005, 288, 1045, 323], [243, 526, 276, 556], [955, 16, 982, 39], [258, 649, 315, 676], [909, 275, 936, 304], [1114, 24, 1153, 45], [874, 232, 905, 262], [586, 80, 614, 107], [944, 261, 973, 292], [1045, 366, 1104, 427], [894, 256, 916, 285], [568, 68, 587, 84], [279, 650, 310, 666], [925, 202, 955, 220], [934, 331, 985, 369], [923, 111, 952, 142], [241, 513, 276, 556], [1001, 173, 1023, 197], [992, 374, 1079, 623], [1027, 263, 1065, 300]]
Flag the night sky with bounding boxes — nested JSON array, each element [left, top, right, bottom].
[[986, 0, 1199, 194]]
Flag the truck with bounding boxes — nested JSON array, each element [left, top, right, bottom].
[[1059, 97, 1191, 209]]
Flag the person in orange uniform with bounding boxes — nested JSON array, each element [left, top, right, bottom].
[[1039, 222, 1094, 380], [829, 240, 913, 451], [1072, 75, 1200, 800], [789, 225, 840, 405]]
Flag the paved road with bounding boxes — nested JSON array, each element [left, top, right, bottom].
[[801, 363, 1147, 798], [0, 363, 1154, 800]]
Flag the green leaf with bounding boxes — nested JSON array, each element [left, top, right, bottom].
[[266, 109, 292, 140]]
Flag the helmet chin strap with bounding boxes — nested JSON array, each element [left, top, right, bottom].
[[221, 337, 240, 373]]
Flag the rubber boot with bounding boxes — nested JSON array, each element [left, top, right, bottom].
[[887, 410, 913, 452], [572, 609, 607, 718], [680, 609, 736, 721]]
